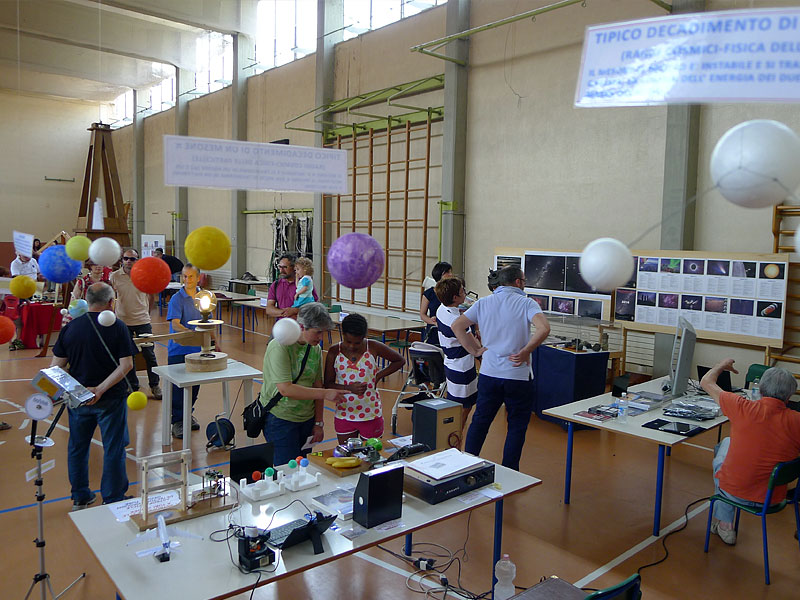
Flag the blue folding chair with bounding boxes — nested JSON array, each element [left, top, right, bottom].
[[585, 573, 642, 599]]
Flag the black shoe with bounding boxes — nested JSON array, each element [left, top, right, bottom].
[[71, 492, 97, 511], [172, 422, 183, 439], [191, 416, 200, 431], [103, 495, 134, 505]]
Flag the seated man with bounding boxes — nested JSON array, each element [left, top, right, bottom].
[[700, 359, 800, 545]]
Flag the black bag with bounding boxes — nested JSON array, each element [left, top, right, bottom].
[[242, 344, 311, 438]]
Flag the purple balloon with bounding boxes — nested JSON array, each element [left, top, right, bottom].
[[39, 245, 82, 284], [327, 233, 385, 289]]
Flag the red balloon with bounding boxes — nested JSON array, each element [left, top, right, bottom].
[[0, 315, 15, 345], [130, 257, 171, 294]]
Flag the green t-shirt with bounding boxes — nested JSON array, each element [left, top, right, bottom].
[[260, 339, 323, 423]]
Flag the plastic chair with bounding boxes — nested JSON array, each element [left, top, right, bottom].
[[745, 363, 769, 389], [584, 574, 642, 599], [703, 456, 800, 584], [390, 342, 447, 434], [327, 304, 342, 345]]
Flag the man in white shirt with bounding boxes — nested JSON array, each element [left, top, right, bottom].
[[10, 254, 42, 280]]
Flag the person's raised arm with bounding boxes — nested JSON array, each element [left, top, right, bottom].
[[452, 314, 484, 357], [510, 313, 551, 367], [371, 341, 405, 382], [419, 294, 437, 326], [700, 358, 739, 402]]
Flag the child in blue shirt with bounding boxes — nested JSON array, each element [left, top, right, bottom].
[[292, 257, 315, 308]]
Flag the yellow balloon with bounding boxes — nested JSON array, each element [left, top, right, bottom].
[[66, 235, 92, 261], [184, 226, 231, 271], [10, 275, 37, 299], [127, 391, 148, 411]]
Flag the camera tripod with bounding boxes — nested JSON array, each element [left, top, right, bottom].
[[24, 406, 86, 600]]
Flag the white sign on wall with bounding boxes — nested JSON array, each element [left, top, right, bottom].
[[576, 8, 800, 107], [164, 135, 347, 194]]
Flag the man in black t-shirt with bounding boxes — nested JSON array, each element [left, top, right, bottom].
[[153, 248, 184, 281], [52, 282, 138, 510]]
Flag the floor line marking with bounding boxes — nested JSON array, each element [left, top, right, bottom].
[[19, 418, 30, 430], [573, 501, 709, 588], [0, 378, 35, 383]]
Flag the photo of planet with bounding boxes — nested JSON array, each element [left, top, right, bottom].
[[759, 263, 784, 280]]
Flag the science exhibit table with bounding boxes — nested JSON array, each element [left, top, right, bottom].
[[212, 291, 260, 333], [153, 359, 261, 449], [233, 299, 268, 343], [69, 461, 541, 600], [543, 376, 729, 536], [228, 277, 272, 294], [19, 302, 61, 349]]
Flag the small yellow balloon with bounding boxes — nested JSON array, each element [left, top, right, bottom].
[[66, 236, 92, 261], [184, 226, 231, 271], [9, 275, 37, 299], [127, 391, 148, 411]]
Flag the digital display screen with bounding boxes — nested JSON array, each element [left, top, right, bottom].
[[524, 254, 566, 292]]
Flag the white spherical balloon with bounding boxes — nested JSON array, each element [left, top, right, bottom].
[[579, 238, 634, 292], [98, 310, 117, 327], [88, 237, 122, 267], [710, 119, 800, 209], [271, 317, 302, 345]]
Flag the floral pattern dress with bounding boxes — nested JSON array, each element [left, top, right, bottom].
[[333, 343, 382, 424]]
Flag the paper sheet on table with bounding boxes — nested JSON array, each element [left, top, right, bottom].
[[13, 230, 34, 257], [106, 491, 181, 522], [388, 435, 413, 447], [405, 448, 484, 480]]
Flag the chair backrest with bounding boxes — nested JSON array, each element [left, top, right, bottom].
[[745, 363, 769, 389], [408, 342, 446, 386], [768, 456, 800, 490], [585, 574, 642, 600]]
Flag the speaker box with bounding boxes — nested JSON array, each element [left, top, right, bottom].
[[352, 463, 404, 529], [412, 398, 462, 451]]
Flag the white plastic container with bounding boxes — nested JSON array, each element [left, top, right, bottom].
[[494, 554, 516, 600], [617, 392, 628, 424]]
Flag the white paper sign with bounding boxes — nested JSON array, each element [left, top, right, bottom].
[[91, 198, 105, 230], [13, 230, 34, 257], [576, 8, 800, 106], [164, 135, 347, 194]]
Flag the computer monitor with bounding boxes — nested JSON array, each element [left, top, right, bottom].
[[669, 317, 696, 397]]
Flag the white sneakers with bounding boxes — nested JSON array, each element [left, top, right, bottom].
[[711, 518, 737, 545]]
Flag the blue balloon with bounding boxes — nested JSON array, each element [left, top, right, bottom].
[[39, 246, 82, 284], [68, 299, 88, 318]]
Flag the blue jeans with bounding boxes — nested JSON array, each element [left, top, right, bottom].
[[68, 395, 129, 503], [464, 374, 534, 471], [712, 437, 763, 522], [264, 412, 315, 466], [169, 354, 199, 424], [126, 323, 160, 389]]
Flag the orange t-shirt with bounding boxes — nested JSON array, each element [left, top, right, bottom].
[[717, 392, 800, 503]]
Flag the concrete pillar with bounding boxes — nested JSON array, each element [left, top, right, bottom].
[[174, 68, 191, 261], [131, 89, 145, 250], [230, 33, 253, 279]]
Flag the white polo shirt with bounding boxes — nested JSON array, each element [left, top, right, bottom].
[[11, 257, 39, 278]]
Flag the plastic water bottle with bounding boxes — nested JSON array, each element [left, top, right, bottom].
[[494, 554, 516, 600], [751, 378, 761, 401], [617, 392, 628, 424]]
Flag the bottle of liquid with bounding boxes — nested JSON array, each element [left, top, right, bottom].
[[617, 392, 628, 424], [494, 554, 517, 600], [751, 378, 761, 401]]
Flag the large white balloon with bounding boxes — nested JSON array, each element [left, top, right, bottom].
[[272, 318, 301, 345], [710, 119, 800, 209], [88, 237, 122, 267], [579, 238, 634, 292], [98, 310, 117, 327]]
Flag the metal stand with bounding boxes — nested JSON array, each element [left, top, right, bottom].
[[24, 408, 86, 600]]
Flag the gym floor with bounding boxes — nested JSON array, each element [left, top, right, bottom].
[[1, 305, 798, 599]]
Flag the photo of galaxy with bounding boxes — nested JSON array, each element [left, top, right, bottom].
[[759, 263, 785, 280], [731, 261, 756, 278], [704, 297, 728, 313], [682, 259, 705, 275], [615, 289, 636, 321], [681, 295, 703, 311], [578, 299, 603, 320], [565, 256, 595, 294], [527, 294, 549, 312], [660, 258, 681, 274], [637, 291, 656, 306], [524, 254, 566, 291], [551, 297, 575, 315], [730, 299, 755, 316], [639, 257, 658, 272], [757, 301, 782, 319], [658, 293, 679, 309], [707, 260, 730, 276]]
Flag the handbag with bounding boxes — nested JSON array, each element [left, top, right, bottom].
[[243, 344, 311, 438]]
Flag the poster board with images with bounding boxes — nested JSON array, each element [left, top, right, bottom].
[[141, 234, 166, 259]]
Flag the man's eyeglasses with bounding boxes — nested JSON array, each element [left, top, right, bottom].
[[122, 256, 138, 262], [278, 264, 290, 269]]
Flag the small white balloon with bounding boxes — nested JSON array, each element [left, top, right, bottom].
[[60, 308, 68, 316], [579, 238, 634, 292], [88, 237, 122, 267], [98, 310, 117, 327], [710, 119, 800, 209], [271, 317, 302, 345]]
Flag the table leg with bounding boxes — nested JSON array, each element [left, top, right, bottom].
[[493, 499, 504, 593], [404, 533, 412, 556], [564, 421, 574, 504], [182, 388, 192, 451], [251, 306, 255, 333], [222, 381, 230, 419], [217, 303, 222, 334], [666, 447, 671, 457], [241, 304, 246, 343], [653, 444, 666, 536], [243, 380, 255, 446], [161, 381, 172, 447]]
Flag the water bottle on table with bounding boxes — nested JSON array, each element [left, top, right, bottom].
[[494, 553, 516, 600], [751, 377, 761, 401], [617, 392, 628, 424]]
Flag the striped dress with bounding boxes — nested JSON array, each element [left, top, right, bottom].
[[435, 304, 478, 406]]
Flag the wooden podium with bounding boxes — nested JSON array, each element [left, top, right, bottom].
[[74, 122, 130, 245]]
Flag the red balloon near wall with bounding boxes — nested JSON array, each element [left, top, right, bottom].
[[130, 257, 172, 294], [0, 315, 15, 345]]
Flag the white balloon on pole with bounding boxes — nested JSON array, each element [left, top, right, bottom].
[[271, 318, 302, 345], [88, 237, 122, 267], [579, 238, 634, 292], [710, 119, 800, 209], [98, 310, 117, 327]]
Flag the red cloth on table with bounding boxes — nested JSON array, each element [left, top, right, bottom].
[[20, 303, 61, 349]]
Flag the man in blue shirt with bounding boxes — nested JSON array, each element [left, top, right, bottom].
[[167, 264, 221, 439], [451, 266, 550, 470]]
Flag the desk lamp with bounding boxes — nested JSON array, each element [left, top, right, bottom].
[[184, 290, 226, 372], [194, 290, 217, 322]]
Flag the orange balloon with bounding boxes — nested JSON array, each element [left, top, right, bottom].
[[130, 257, 172, 294], [0, 315, 15, 345]]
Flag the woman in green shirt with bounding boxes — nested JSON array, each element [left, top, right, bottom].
[[261, 303, 345, 465]]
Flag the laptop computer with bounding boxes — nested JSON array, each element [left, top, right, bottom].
[[230, 442, 274, 485], [696, 365, 734, 392]]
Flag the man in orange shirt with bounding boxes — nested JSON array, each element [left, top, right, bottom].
[[701, 359, 800, 545]]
